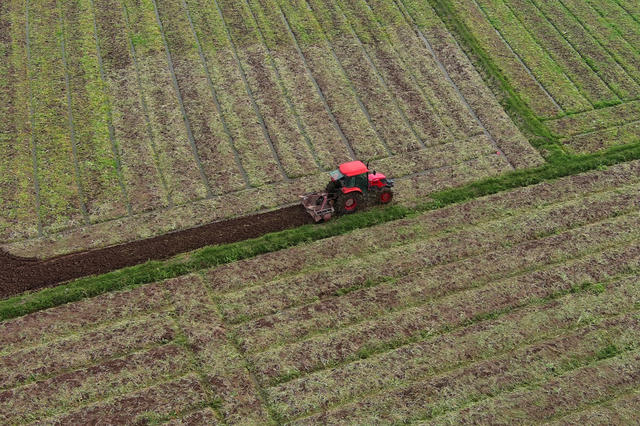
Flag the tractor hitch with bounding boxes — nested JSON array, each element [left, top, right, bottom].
[[300, 192, 335, 222]]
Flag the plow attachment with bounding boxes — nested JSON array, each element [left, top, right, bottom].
[[300, 192, 335, 222]]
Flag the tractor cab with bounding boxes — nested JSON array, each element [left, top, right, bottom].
[[329, 161, 370, 193], [328, 161, 393, 193], [301, 160, 394, 222]]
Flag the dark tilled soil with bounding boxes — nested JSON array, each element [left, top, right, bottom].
[[0, 205, 312, 299]]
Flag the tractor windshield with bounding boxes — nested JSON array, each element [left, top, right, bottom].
[[329, 169, 344, 181]]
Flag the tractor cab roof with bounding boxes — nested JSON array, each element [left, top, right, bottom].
[[339, 161, 369, 177]]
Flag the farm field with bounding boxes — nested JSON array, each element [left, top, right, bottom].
[[440, 0, 640, 153], [0, 0, 542, 259], [2, 0, 640, 422], [2, 161, 640, 423]]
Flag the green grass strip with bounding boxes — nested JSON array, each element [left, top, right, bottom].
[[2, 140, 640, 322]]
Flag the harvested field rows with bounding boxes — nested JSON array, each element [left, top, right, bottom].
[[2, 163, 640, 423], [1, 0, 540, 259], [441, 0, 640, 152]]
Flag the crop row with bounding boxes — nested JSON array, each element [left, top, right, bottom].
[[249, 239, 640, 386], [0, 312, 176, 390], [244, 0, 353, 168], [549, 388, 640, 425], [587, 0, 640, 55], [479, 0, 593, 115], [0, 0, 40, 241], [363, 0, 484, 140], [149, 0, 249, 194], [399, 0, 543, 168], [92, 0, 173, 213], [0, 279, 170, 355], [0, 344, 190, 423], [59, 0, 131, 222], [217, 182, 640, 323], [461, 0, 580, 117], [206, 159, 640, 295], [293, 313, 640, 423], [331, 0, 451, 147], [564, 120, 640, 154], [216, 0, 319, 178], [560, 0, 640, 89], [531, 0, 640, 101], [46, 374, 208, 424], [546, 100, 640, 138], [234, 211, 640, 353], [27, 0, 87, 231], [268, 274, 640, 420], [435, 348, 640, 424], [446, 0, 620, 115]]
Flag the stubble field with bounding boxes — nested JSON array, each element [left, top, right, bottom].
[[2, 0, 640, 423], [1, 161, 640, 423]]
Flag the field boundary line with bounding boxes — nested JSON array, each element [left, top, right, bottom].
[[24, 0, 43, 237], [299, 0, 392, 157], [56, 0, 90, 225], [393, 0, 514, 169], [88, 0, 133, 216], [331, 0, 426, 149], [284, 302, 640, 422], [556, 0, 640, 88], [471, 0, 566, 113], [242, 0, 325, 171], [244, 219, 640, 357], [360, 0, 463, 141], [179, 0, 251, 189], [212, 0, 290, 182], [527, 0, 623, 103], [200, 275, 279, 424], [149, 0, 214, 198], [119, 1, 174, 208], [274, 3, 357, 160], [162, 282, 226, 423]]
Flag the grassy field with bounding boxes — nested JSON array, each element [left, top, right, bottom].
[[1, 161, 640, 423], [440, 0, 640, 153], [0, 0, 543, 258]]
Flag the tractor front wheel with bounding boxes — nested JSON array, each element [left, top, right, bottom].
[[336, 192, 363, 214], [379, 188, 393, 204]]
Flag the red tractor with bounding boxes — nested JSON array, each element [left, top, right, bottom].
[[301, 160, 394, 222]]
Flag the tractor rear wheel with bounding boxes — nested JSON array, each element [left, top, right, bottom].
[[336, 192, 363, 214], [379, 188, 393, 204]]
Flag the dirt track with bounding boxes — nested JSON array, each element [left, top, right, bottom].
[[0, 205, 312, 299]]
